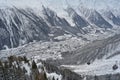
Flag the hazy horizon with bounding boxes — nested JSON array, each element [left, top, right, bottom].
[[0, 0, 120, 10]]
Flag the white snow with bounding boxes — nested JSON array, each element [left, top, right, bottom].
[[54, 34, 72, 40], [12, 61, 18, 68], [62, 54, 120, 76], [0, 36, 88, 60], [47, 72, 62, 80], [37, 62, 43, 72], [21, 61, 31, 75], [3, 45, 10, 50]]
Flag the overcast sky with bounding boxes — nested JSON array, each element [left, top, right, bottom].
[[0, 0, 120, 9]]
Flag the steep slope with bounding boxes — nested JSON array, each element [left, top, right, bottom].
[[102, 10, 120, 26], [42, 6, 70, 27], [1, 4, 120, 50], [0, 8, 50, 50], [0, 7, 82, 50], [79, 7, 113, 29], [66, 7, 89, 28], [60, 34, 120, 65], [42, 7, 80, 36], [0, 6, 120, 64]]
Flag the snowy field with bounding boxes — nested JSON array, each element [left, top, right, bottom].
[[62, 54, 120, 76]]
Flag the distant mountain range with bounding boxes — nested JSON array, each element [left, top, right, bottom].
[[0, 3, 120, 50]]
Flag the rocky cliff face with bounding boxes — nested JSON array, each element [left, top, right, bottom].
[[80, 8, 113, 28], [102, 10, 120, 26], [0, 8, 50, 50]]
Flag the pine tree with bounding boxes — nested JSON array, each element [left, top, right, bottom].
[[106, 74, 111, 80], [43, 72, 48, 80], [32, 60, 37, 69], [0, 60, 2, 66], [94, 75, 99, 80], [52, 76, 55, 80], [23, 56, 29, 63], [23, 67, 27, 74]]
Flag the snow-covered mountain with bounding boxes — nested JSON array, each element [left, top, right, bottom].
[[1, 0, 120, 80], [102, 10, 120, 26], [0, 4, 120, 50]]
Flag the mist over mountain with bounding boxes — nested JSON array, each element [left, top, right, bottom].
[[0, 0, 120, 9], [0, 0, 120, 80]]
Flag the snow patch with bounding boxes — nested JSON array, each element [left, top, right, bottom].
[[63, 55, 120, 76], [21, 61, 31, 75], [47, 72, 62, 80]]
